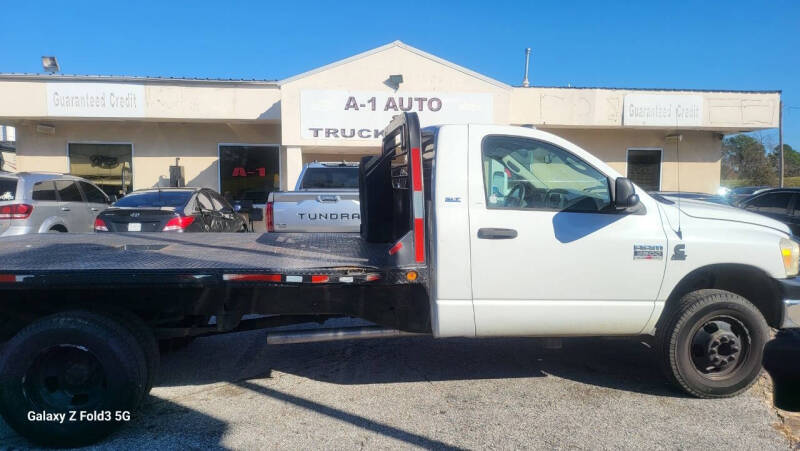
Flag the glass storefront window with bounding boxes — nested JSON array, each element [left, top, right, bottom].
[[68, 143, 133, 198], [219, 145, 280, 204]]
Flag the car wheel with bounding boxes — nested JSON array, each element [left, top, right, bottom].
[[0, 311, 147, 447], [48, 226, 67, 233], [656, 289, 769, 398]]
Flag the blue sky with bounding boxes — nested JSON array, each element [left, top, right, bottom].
[[2, 0, 798, 147]]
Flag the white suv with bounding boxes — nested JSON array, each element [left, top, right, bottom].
[[0, 172, 110, 236]]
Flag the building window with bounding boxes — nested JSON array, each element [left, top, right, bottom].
[[68, 143, 133, 197], [627, 148, 661, 192], [219, 144, 280, 204]]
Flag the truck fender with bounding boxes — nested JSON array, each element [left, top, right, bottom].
[[643, 263, 784, 334]]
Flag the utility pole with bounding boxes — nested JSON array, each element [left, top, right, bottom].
[[780, 100, 784, 188]]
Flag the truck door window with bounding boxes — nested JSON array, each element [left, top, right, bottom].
[[482, 136, 611, 212]]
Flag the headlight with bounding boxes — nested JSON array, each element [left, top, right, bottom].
[[780, 238, 800, 276]]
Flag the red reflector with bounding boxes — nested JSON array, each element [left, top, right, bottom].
[[94, 218, 109, 232], [0, 204, 33, 219], [266, 202, 274, 232], [310, 275, 329, 283], [388, 241, 403, 256], [0, 275, 16, 283], [414, 218, 425, 263], [225, 274, 282, 282], [365, 274, 381, 282], [163, 215, 195, 231], [410, 147, 422, 191]]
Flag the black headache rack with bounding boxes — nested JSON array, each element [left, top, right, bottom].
[[359, 112, 428, 267]]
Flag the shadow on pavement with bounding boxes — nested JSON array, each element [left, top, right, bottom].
[[764, 329, 800, 412], [156, 330, 681, 398]]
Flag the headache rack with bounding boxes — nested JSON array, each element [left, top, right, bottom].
[[358, 112, 427, 267]]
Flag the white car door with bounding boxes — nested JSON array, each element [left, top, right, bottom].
[[467, 126, 667, 336]]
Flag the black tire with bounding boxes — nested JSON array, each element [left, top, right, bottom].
[[0, 311, 147, 447], [103, 309, 159, 399], [656, 289, 769, 398]]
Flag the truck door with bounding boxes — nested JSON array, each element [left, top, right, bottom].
[[467, 126, 667, 336]]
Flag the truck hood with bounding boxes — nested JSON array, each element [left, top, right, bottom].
[[661, 197, 790, 234]]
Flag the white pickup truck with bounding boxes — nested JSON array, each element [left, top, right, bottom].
[[0, 112, 798, 445], [266, 162, 361, 232]]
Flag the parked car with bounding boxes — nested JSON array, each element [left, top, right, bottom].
[[650, 191, 732, 205], [0, 171, 110, 236], [266, 162, 360, 232], [727, 185, 771, 205], [737, 188, 800, 235], [95, 187, 246, 233]]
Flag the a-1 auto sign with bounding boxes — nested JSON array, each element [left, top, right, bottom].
[[300, 90, 494, 140]]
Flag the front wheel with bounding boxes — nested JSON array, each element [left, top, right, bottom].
[[657, 289, 769, 398]]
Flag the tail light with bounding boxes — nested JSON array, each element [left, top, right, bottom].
[[0, 204, 33, 220], [94, 218, 109, 232], [163, 215, 195, 231], [266, 201, 274, 232]]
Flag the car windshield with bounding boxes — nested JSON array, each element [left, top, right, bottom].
[[300, 167, 359, 189], [0, 178, 16, 201], [113, 190, 193, 208]]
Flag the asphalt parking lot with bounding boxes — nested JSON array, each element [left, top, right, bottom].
[[1, 328, 797, 450]]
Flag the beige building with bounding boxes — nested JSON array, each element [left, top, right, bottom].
[[0, 41, 780, 200]]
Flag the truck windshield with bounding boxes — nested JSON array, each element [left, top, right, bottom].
[[0, 178, 16, 201], [113, 190, 193, 208], [300, 167, 359, 189]]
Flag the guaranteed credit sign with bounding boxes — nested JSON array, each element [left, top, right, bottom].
[[300, 90, 493, 140], [46, 83, 145, 117], [623, 94, 703, 127]]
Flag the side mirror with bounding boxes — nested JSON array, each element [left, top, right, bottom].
[[615, 177, 640, 210]]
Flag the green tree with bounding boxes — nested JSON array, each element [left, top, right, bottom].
[[768, 144, 800, 178], [722, 134, 777, 186]]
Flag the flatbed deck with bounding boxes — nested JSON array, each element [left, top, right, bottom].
[[0, 232, 391, 273]]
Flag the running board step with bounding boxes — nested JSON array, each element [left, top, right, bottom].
[[266, 325, 423, 345]]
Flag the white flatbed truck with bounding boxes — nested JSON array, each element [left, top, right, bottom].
[[0, 112, 798, 446]]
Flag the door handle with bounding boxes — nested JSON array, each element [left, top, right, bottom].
[[60, 207, 70, 212], [91, 207, 99, 211], [477, 228, 517, 239], [317, 195, 340, 203]]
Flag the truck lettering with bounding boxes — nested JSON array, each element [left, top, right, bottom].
[[344, 96, 359, 111]]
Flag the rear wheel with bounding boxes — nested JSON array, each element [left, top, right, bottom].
[[657, 289, 769, 398], [102, 309, 159, 399], [0, 311, 147, 447]]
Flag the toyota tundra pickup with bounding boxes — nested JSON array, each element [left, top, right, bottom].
[[266, 161, 361, 232], [0, 112, 798, 446]]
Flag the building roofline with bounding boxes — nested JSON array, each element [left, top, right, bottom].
[[518, 85, 781, 94], [278, 40, 512, 90], [0, 73, 280, 86]]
